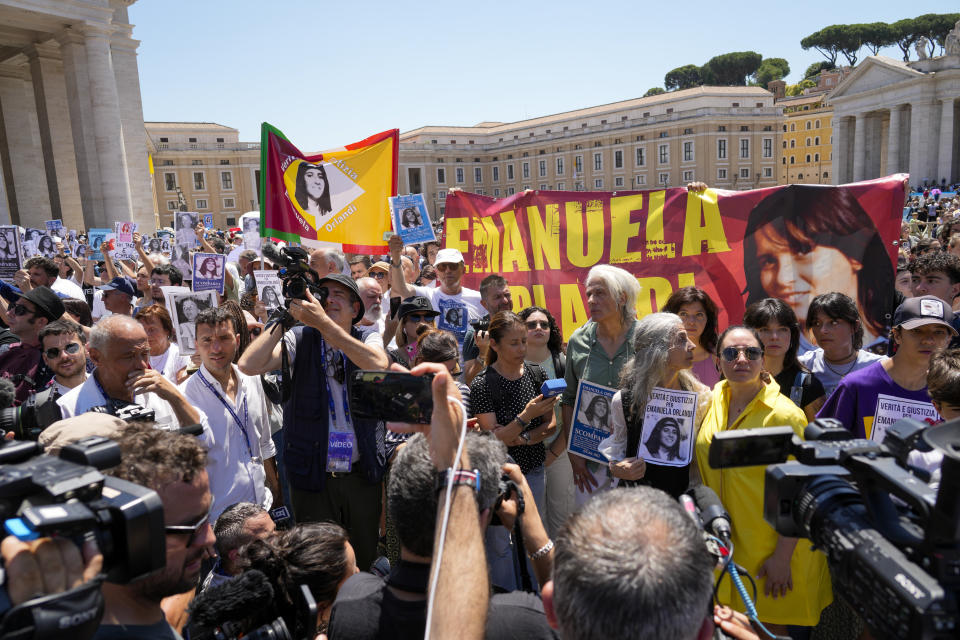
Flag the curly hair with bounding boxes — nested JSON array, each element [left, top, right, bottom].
[[106, 423, 208, 490], [518, 305, 562, 355]]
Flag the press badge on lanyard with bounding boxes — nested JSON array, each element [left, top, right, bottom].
[[323, 340, 354, 473]]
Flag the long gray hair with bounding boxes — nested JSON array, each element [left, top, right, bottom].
[[619, 312, 705, 419]]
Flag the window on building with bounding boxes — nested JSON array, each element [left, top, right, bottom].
[[762, 138, 773, 158], [790, 124, 795, 131], [683, 141, 693, 162], [226, 217, 236, 226], [740, 139, 749, 159], [682, 170, 693, 182], [196, 199, 208, 209], [189, 137, 197, 143], [167, 200, 177, 210], [475, 167, 482, 182], [814, 136, 820, 145], [220, 159, 230, 165], [594, 178, 603, 188], [223, 198, 235, 208], [492, 166, 499, 181], [798, 173, 804, 179], [522, 162, 530, 178], [191, 159, 202, 166], [221, 171, 233, 189], [574, 155, 583, 173], [615, 176, 624, 187], [790, 156, 795, 164], [718, 125, 727, 132], [539, 160, 546, 177], [740, 126, 749, 132], [507, 187, 515, 195], [782, 125, 787, 132], [805, 137, 811, 146], [159, 137, 169, 143], [782, 157, 786, 165], [658, 144, 669, 164], [593, 153, 602, 171], [658, 172, 670, 185], [193, 172, 205, 190], [494, 188, 501, 196], [815, 119, 821, 128], [806, 154, 811, 162], [540, 183, 548, 190], [439, 191, 447, 200], [806, 121, 812, 130], [614, 149, 623, 169], [437, 168, 446, 184], [814, 153, 820, 162], [162, 160, 174, 166], [718, 139, 727, 159], [823, 171, 829, 178], [782, 141, 787, 149], [659, 131, 668, 138], [556, 157, 564, 175], [635, 175, 646, 185], [507, 164, 515, 180], [636, 147, 645, 166], [456, 167, 465, 183], [739, 168, 750, 179], [557, 182, 565, 190], [164, 173, 176, 191], [790, 140, 796, 148], [718, 168, 727, 180]]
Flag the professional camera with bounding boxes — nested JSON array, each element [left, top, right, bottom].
[[89, 402, 156, 424], [0, 393, 64, 440], [470, 316, 490, 333], [709, 417, 960, 640], [262, 244, 324, 303]]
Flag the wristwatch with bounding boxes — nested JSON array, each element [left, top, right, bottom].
[[515, 415, 529, 429], [435, 468, 481, 494], [520, 431, 531, 443]]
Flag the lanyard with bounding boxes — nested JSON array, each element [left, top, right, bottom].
[[320, 337, 351, 427], [196, 369, 255, 460]]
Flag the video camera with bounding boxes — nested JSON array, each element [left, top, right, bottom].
[[708, 417, 960, 640], [262, 244, 325, 304], [470, 316, 490, 333], [0, 393, 63, 441], [0, 436, 165, 639]]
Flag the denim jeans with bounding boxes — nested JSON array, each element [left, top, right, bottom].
[[484, 465, 545, 593]]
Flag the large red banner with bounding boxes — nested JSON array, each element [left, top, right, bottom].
[[445, 175, 907, 345]]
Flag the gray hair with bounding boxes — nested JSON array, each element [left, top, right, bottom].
[[147, 253, 169, 265], [312, 247, 346, 273], [239, 249, 258, 262], [620, 313, 703, 418], [213, 502, 268, 561], [552, 487, 715, 640], [585, 265, 641, 324], [389, 431, 506, 557], [89, 314, 143, 352]]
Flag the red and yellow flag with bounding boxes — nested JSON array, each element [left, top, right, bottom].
[[260, 123, 398, 253]]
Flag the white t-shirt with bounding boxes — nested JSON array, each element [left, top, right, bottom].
[[150, 342, 191, 384], [52, 276, 85, 301], [798, 348, 885, 398], [412, 284, 484, 347], [284, 326, 384, 463]]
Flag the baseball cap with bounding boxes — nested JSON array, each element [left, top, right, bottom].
[[434, 248, 464, 266], [317, 273, 365, 324], [398, 296, 440, 319], [99, 276, 137, 297], [893, 295, 958, 334], [18, 286, 64, 322], [369, 261, 390, 273]]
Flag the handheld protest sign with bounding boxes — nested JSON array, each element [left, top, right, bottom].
[[389, 193, 436, 246], [0, 225, 23, 279], [639, 387, 698, 467], [203, 213, 214, 230], [163, 287, 216, 356], [175, 211, 199, 247], [87, 228, 110, 262], [113, 222, 139, 261], [870, 394, 940, 443], [192, 252, 226, 295], [254, 269, 283, 311], [567, 380, 617, 463]]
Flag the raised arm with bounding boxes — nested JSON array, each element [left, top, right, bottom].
[[388, 234, 415, 300]]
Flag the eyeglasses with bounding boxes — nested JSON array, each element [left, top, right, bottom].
[[165, 511, 211, 547], [720, 346, 764, 362], [435, 263, 459, 272], [370, 271, 387, 280], [525, 320, 550, 330], [10, 304, 35, 317], [405, 313, 434, 323], [44, 342, 81, 359]]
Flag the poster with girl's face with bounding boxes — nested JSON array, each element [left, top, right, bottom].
[[163, 288, 216, 356], [639, 387, 698, 467], [192, 252, 225, 295], [0, 225, 23, 279], [389, 194, 436, 246], [568, 380, 617, 464]]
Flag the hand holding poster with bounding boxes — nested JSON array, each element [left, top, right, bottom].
[[87, 228, 110, 262], [242, 215, 261, 251], [163, 287, 217, 356], [639, 387, 698, 467], [45, 220, 63, 236], [192, 252, 226, 294], [0, 226, 23, 279], [203, 214, 214, 230], [254, 269, 283, 310], [870, 394, 940, 443], [568, 380, 617, 463], [113, 222, 139, 261], [389, 194, 436, 246]]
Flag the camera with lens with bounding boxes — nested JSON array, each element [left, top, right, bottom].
[[0, 392, 64, 441], [708, 417, 960, 640], [266, 245, 325, 304], [490, 470, 522, 528], [470, 316, 490, 333], [89, 401, 156, 424]]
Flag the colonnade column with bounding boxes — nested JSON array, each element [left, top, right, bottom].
[[853, 113, 866, 182]]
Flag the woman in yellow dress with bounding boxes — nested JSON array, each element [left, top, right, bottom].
[[695, 325, 832, 633]]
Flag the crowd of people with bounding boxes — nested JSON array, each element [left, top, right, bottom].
[[0, 191, 958, 640]]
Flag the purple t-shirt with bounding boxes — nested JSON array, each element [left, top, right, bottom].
[[816, 360, 933, 439]]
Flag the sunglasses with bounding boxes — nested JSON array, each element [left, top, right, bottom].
[[10, 304, 34, 317], [526, 320, 550, 330], [165, 511, 211, 547], [435, 263, 459, 272], [44, 342, 81, 359], [720, 346, 764, 362], [370, 271, 387, 280], [405, 313, 434, 323]]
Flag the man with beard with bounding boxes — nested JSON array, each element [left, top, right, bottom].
[[93, 423, 214, 639], [355, 276, 385, 338]]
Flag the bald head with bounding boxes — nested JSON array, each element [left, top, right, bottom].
[[88, 314, 151, 401], [90, 314, 147, 352]]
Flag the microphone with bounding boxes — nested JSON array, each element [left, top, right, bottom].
[[261, 241, 283, 264], [689, 485, 732, 542], [0, 378, 16, 409], [187, 569, 274, 640]]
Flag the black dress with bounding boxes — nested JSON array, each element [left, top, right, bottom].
[[617, 388, 690, 499]]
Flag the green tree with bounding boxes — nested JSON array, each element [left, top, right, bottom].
[[834, 23, 866, 66], [892, 18, 920, 61], [803, 60, 835, 79], [801, 26, 842, 65], [860, 21, 896, 55], [702, 51, 763, 86], [664, 64, 703, 91], [785, 79, 817, 97], [644, 87, 666, 97], [914, 13, 960, 56], [754, 57, 790, 85]]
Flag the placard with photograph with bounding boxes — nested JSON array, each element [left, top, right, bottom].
[[638, 387, 698, 467], [254, 269, 283, 311], [45, 220, 64, 236], [175, 211, 199, 247], [113, 221, 139, 261], [0, 225, 23, 279], [163, 287, 216, 356], [87, 228, 110, 262], [243, 216, 261, 251], [171, 243, 192, 280], [192, 252, 226, 294], [202, 213, 214, 230], [567, 380, 617, 463], [389, 194, 436, 246]]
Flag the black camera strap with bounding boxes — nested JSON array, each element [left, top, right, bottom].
[[0, 576, 104, 640], [511, 489, 534, 593]]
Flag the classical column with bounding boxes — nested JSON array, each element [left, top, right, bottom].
[[25, 45, 63, 221], [909, 100, 937, 185], [81, 20, 133, 228], [938, 98, 955, 184], [832, 116, 848, 184], [887, 106, 902, 175], [0, 65, 52, 223], [56, 27, 105, 227], [853, 113, 866, 181]]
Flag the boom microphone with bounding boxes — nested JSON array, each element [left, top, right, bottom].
[[186, 569, 275, 639], [0, 378, 16, 410], [689, 485, 732, 542], [260, 241, 283, 264]]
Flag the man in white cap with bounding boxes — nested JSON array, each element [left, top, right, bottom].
[[388, 235, 484, 352]]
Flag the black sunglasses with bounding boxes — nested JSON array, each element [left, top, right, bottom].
[[165, 511, 211, 546], [720, 346, 764, 362], [10, 304, 34, 317], [405, 313, 434, 323], [526, 320, 550, 330], [44, 342, 81, 359]]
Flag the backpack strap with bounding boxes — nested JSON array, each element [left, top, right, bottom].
[[790, 371, 809, 407]]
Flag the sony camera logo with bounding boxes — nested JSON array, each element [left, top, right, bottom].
[[59, 606, 99, 629], [895, 573, 926, 600]]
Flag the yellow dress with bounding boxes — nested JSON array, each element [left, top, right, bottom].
[[695, 379, 833, 626]]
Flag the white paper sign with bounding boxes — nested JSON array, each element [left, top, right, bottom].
[[254, 269, 283, 310], [162, 287, 217, 356], [567, 380, 617, 464], [870, 393, 940, 443], [113, 222, 139, 261], [639, 387, 698, 467]]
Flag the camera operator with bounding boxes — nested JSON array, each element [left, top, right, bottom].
[[201, 502, 276, 591], [329, 431, 557, 639], [463, 274, 514, 384], [0, 286, 63, 405], [57, 315, 205, 431], [0, 534, 103, 609], [238, 273, 388, 572]]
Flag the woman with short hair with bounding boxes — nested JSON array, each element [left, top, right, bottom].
[[135, 304, 190, 384]]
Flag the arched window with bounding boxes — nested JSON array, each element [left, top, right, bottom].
[[806, 137, 812, 146], [824, 171, 829, 178], [790, 123, 796, 131], [782, 124, 787, 132], [814, 136, 820, 145], [790, 140, 796, 148], [814, 153, 820, 162], [815, 119, 820, 128], [806, 154, 811, 162], [798, 173, 804, 179], [790, 156, 795, 164], [806, 121, 811, 130]]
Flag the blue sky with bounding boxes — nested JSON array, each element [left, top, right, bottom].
[[130, 1, 958, 149]]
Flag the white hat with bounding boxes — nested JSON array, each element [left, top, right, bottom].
[[434, 248, 464, 266]]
